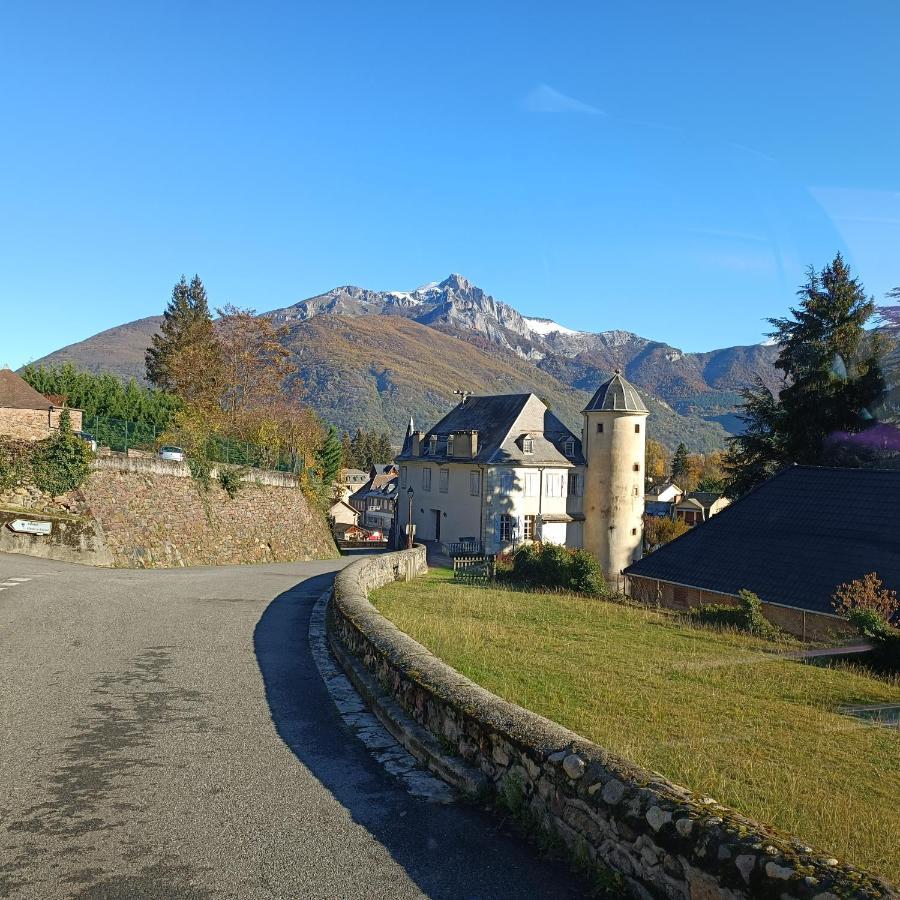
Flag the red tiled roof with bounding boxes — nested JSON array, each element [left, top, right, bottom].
[[0, 369, 54, 411]]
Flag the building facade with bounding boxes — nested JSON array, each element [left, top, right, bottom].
[[395, 372, 648, 580]]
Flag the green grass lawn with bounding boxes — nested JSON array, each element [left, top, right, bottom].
[[371, 570, 900, 883]]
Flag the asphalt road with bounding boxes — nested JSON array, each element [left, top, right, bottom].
[[0, 552, 582, 900]]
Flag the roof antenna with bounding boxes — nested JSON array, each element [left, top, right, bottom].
[[454, 389, 473, 405]]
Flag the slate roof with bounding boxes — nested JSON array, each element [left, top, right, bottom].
[[396, 393, 584, 467], [626, 465, 900, 616], [0, 369, 54, 410], [583, 371, 648, 414]]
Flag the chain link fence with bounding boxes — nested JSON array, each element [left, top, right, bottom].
[[83, 415, 300, 473]]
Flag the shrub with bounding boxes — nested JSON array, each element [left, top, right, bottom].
[[187, 455, 213, 492], [509, 543, 605, 596], [217, 465, 247, 500], [832, 572, 899, 625], [568, 549, 605, 596], [0, 440, 32, 493], [30, 410, 92, 496], [691, 589, 780, 638]]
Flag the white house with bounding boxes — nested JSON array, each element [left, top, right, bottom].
[[395, 371, 649, 580]]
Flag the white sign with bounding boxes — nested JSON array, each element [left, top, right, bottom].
[[8, 519, 52, 536]]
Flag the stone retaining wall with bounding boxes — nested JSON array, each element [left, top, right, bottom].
[[91, 453, 301, 488], [327, 549, 897, 900]]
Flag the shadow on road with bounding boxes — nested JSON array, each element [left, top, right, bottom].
[[253, 572, 583, 899]]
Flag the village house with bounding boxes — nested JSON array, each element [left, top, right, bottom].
[[625, 465, 900, 640], [335, 468, 368, 504], [0, 368, 83, 441], [396, 372, 648, 582], [644, 481, 683, 517], [350, 463, 398, 537], [673, 490, 730, 525]]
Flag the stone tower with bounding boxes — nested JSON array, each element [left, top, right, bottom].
[[582, 370, 649, 586]]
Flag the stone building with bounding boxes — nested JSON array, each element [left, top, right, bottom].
[[0, 368, 83, 440], [395, 371, 647, 583]]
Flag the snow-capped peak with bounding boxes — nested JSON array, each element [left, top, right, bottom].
[[524, 317, 582, 337], [414, 281, 441, 293]]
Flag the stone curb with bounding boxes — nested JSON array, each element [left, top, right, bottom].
[[326, 596, 492, 799]]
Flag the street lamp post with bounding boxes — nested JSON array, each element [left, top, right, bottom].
[[406, 487, 415, 549]]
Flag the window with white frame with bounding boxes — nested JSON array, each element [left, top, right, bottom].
[[428, 435, 437, 455], [499, 513, 514, 542], [545, 473, 566, 497], [470, 470, 480, 496], [499, 470, 515, 493], [439, 468, 449, 493], [524, 471, 538, 497], [564, 438, 575, 457], [446, 434, 455, 457], [522, 436, 534, 454], [523, 514, 536, 540], [422, 467, 432, 491]]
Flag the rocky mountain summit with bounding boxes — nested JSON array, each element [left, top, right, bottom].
[[28, 273, 789, 451]]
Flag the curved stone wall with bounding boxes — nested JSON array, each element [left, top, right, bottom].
[[328, 549, 897, 900]]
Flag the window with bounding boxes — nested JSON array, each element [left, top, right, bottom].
[[633, 462, 640, 472], [545, 473, 565, 497], [633, 486, 639, 496], [470, 470, 480, 496], [522, 436, 534, 454], [427, 435, 437, 455], [499, 513, 514, 542], [632, 527, 638, 536], [524, 471, 538, 497], [400, 466, 407, 488], [596, 422, 604, 433], [568, 473, 581, 496], [635, 424, 641, 434], [499, 470, 515, 493], [523, 514, 536, 540], [446, 434, 455, 457], [422, 468, 432, 491], [439, 468, 449, 493], [564, 438, 574, 457]]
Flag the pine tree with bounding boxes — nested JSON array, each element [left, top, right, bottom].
[[145, 275, 219, 396], [316, 426, 343, 487], [725, 254, 885, 496], [671, 443, 689, 485], [341, 432, 353, 468]]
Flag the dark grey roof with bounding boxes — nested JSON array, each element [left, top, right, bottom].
[[626, 466, 900, 616], [583, 371, 648, 414], [396, 393, 584, 467]]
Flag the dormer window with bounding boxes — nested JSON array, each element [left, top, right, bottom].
[[564, 438, 575, 458], [522, 436, 534, 454], [427, 435, 437, 455], [446, 434, 455, 457]]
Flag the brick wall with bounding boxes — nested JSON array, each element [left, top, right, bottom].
[[0, 407, 83, 441], [627, 575, 855, 642]]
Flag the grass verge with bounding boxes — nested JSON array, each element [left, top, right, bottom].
[[371, 569, 900, 883]]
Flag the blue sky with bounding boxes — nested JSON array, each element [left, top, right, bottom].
[[2, 1, 899, 370]]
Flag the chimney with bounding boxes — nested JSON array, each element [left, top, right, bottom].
[[410, 431, 426, 456]]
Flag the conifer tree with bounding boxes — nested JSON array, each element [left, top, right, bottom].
[[341, 432, 353, 468], [145, 275, 218, 394], [725, 254, 885, 496], [671, 443, 689, 485], [316, 426, 343, 487]]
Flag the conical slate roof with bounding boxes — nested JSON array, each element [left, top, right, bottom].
[[582, 370, 648, 414]]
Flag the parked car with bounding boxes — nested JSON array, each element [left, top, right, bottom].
[[158, 445, 185, 462], [74, 431, 97, 451]]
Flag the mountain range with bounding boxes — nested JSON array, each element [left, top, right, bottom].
[[29, 274, 787, 452]]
